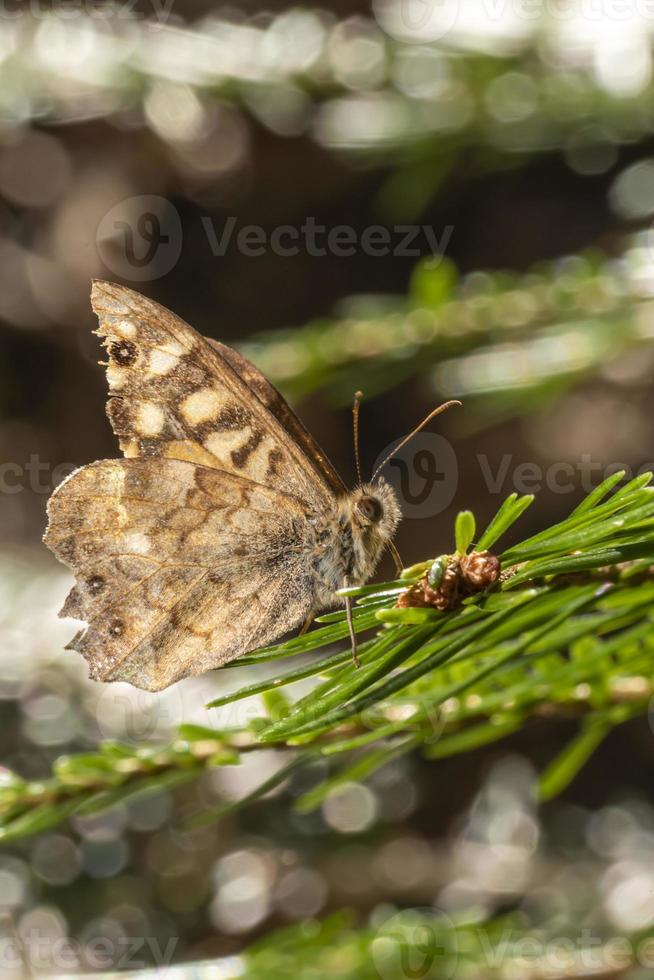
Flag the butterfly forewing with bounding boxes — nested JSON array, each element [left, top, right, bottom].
[[90, 280, 340, 507], [204, 338, 346, 497]]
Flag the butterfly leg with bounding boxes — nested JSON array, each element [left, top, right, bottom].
[[298, 613, 315, 637], [387, 540, 404, 577], [343, 588, 360, 669]]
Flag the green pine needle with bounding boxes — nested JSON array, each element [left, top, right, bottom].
[[3, 475, 654, 840]]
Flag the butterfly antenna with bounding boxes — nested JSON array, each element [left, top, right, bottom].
[[353, 390, 363, 485], [371, 400, 461, 483]]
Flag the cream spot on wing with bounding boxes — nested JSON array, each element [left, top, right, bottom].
[[112, 318, 137, 339], [137, 401, 165, 436], [162, 340, 186, 356], [124, 532, 151, 554], [181, 388, 221, 425], [204, 429, 247, 459], [149, 349, 180, 376], [106, 362, 128, 389]]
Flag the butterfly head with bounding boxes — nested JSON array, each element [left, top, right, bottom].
[[350, 479, 401, 544]]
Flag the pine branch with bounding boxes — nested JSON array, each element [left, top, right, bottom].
[[241, 240, 654, 422], [3, 472, 654, 842]]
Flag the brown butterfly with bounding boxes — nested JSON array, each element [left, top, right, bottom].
[[44, 282, 457, 691]]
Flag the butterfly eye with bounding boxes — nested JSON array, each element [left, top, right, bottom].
[[357, 496, 383, 523]]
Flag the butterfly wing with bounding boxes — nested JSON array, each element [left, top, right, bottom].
[[204, 337, 345, 497], [45, 282, 348, 688], [91, 280, 344, 507], [45, 457, 318, 690]]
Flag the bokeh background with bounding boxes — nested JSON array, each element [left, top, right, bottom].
[[5, 0, 654, 975]]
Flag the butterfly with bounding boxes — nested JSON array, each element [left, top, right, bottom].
[[44, 282, 457, 691]]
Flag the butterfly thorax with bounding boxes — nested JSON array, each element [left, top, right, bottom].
[[309, 478, 401, 603]]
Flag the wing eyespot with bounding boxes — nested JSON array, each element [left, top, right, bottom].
[[87, 575, 105, 593], [110, 340, 138, 365]]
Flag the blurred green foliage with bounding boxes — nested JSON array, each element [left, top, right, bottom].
[[241, 240, 654, 426]]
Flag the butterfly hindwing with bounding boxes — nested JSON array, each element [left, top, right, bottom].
[[45, 457, 317, 689], [74, 567, 315, 691]]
